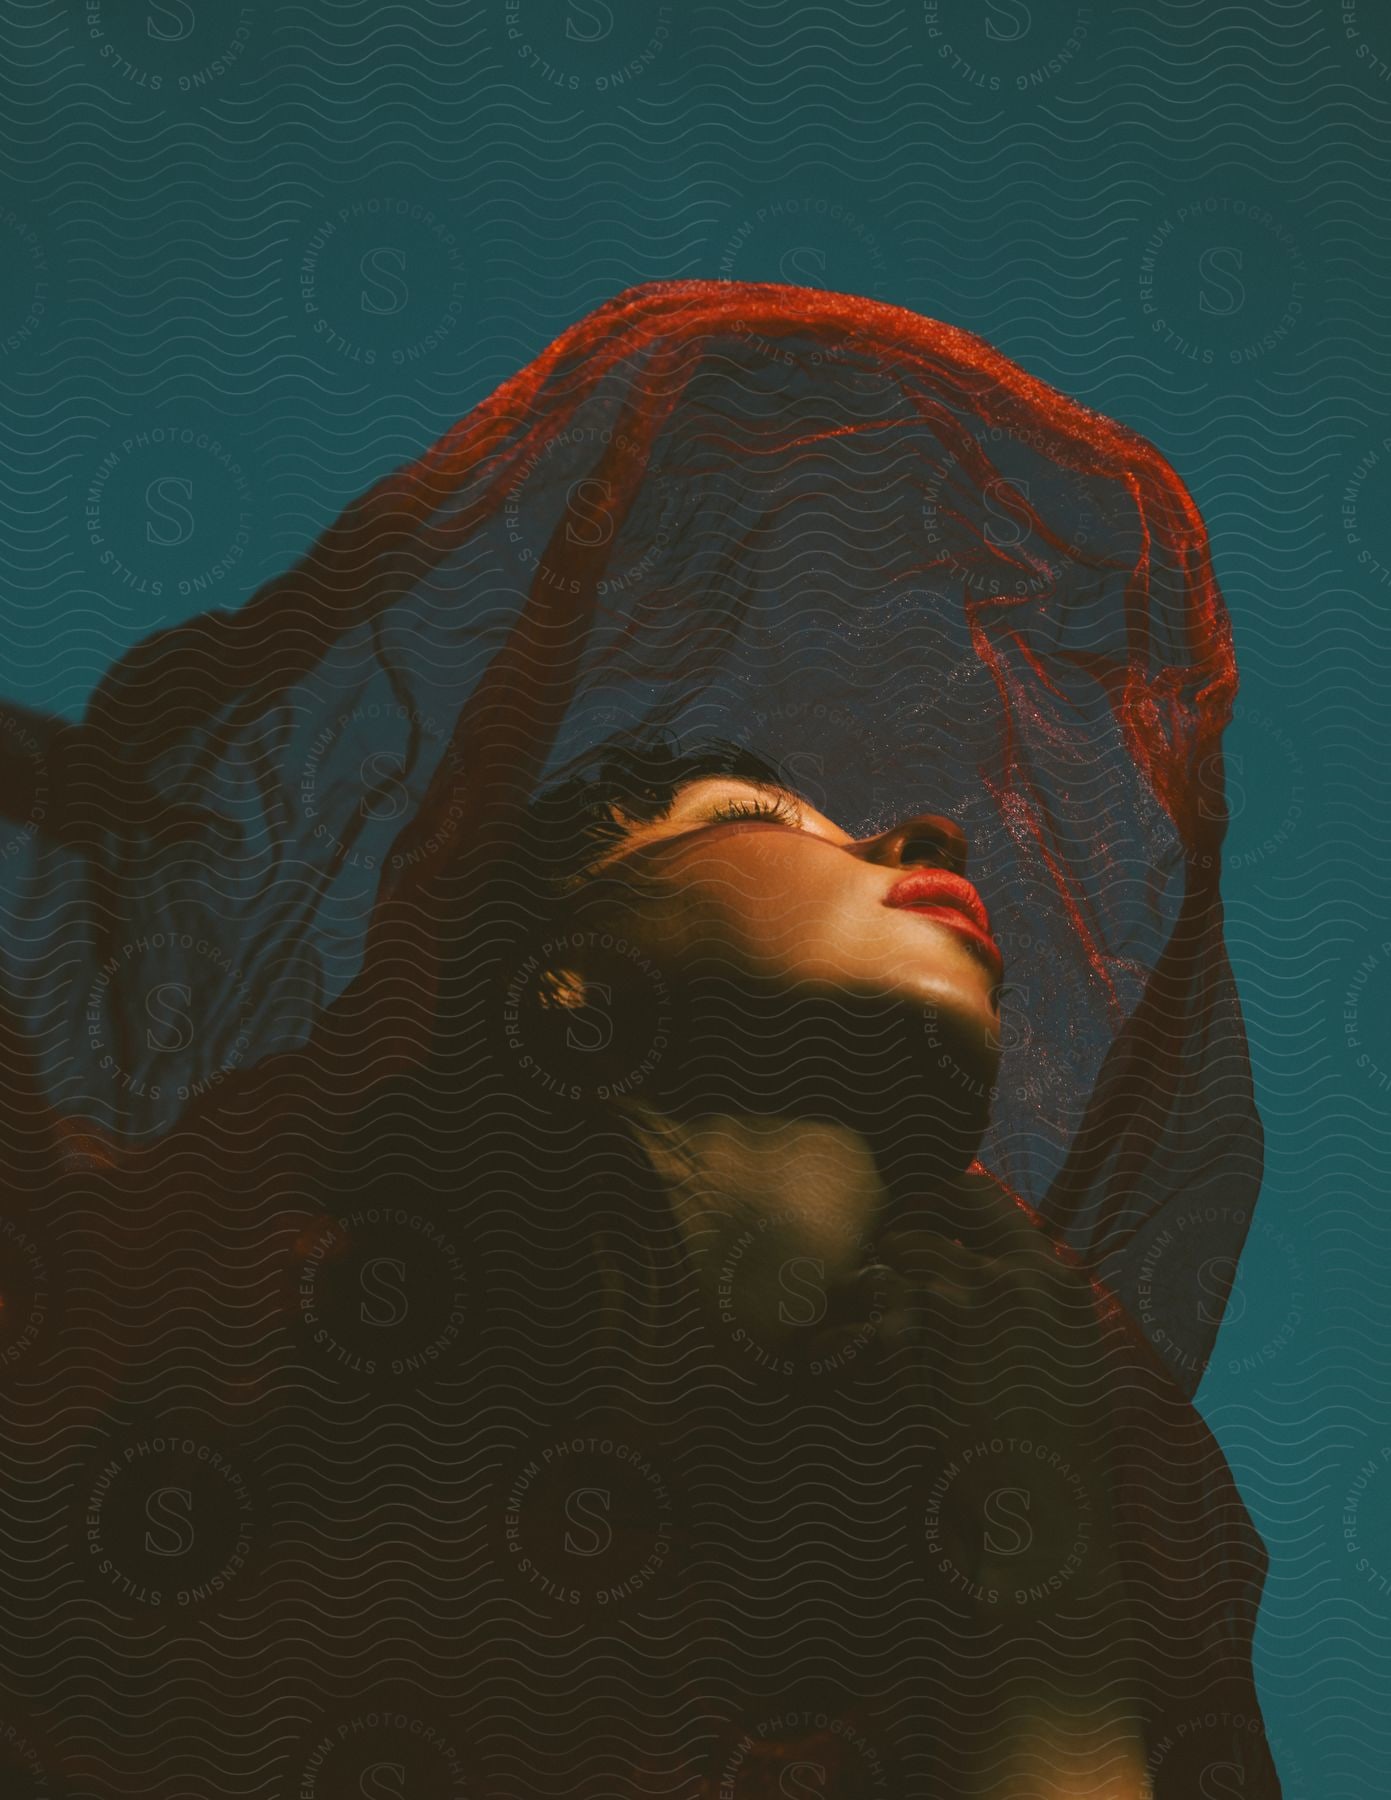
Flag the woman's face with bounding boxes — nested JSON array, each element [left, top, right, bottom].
[[555, 774, 1003, 1105]]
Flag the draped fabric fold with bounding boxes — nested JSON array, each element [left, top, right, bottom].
[[0, 279, 1275, 1793], [2, 278, 1259, 1387]]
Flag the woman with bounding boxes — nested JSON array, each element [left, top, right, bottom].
[[0, 282, 1278, 1796]]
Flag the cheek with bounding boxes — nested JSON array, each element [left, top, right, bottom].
[[863, 910, 1001, 1005], [656, 839, 867, 977], [681, 884, 958, 1012], [590, 838, 998, 1018]]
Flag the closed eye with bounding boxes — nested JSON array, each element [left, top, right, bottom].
[[705, 793, 804, 828]]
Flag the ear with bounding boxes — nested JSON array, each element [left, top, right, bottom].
[[526, 950, 668, 1086], [531, 960, 626, 1073], [536, 963, 589, 1011]]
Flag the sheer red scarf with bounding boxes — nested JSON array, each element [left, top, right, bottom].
[[0, 280, 1276, 1795], [7, 278, 1260, 1391]]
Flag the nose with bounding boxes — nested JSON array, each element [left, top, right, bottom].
[[853, 812, 969, 876]]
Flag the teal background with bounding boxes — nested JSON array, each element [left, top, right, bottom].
[[7, 3, 1391, 1791]]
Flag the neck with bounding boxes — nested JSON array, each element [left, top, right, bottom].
[[610, 1095, 1005, 1380], [613, 1094, 989, 1269], [622, 981, 992, 1190]]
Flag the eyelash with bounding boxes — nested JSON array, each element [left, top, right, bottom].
[[706, 794, 802, 827]]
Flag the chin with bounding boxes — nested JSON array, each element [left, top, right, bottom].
[[893, 964, 998, 1035], [902, 980, 1000, 1095]]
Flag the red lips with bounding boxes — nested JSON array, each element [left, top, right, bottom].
[[882, 869, 1002, 974], [882, 868, 992, 936]]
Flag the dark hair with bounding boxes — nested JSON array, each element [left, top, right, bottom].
[[478, 733, 805, 1411], [520, 729, 796, 900], [495, 730, 796, 1087]]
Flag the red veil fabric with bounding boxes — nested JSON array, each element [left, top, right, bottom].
[[0, 281, 1276, 1795]]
